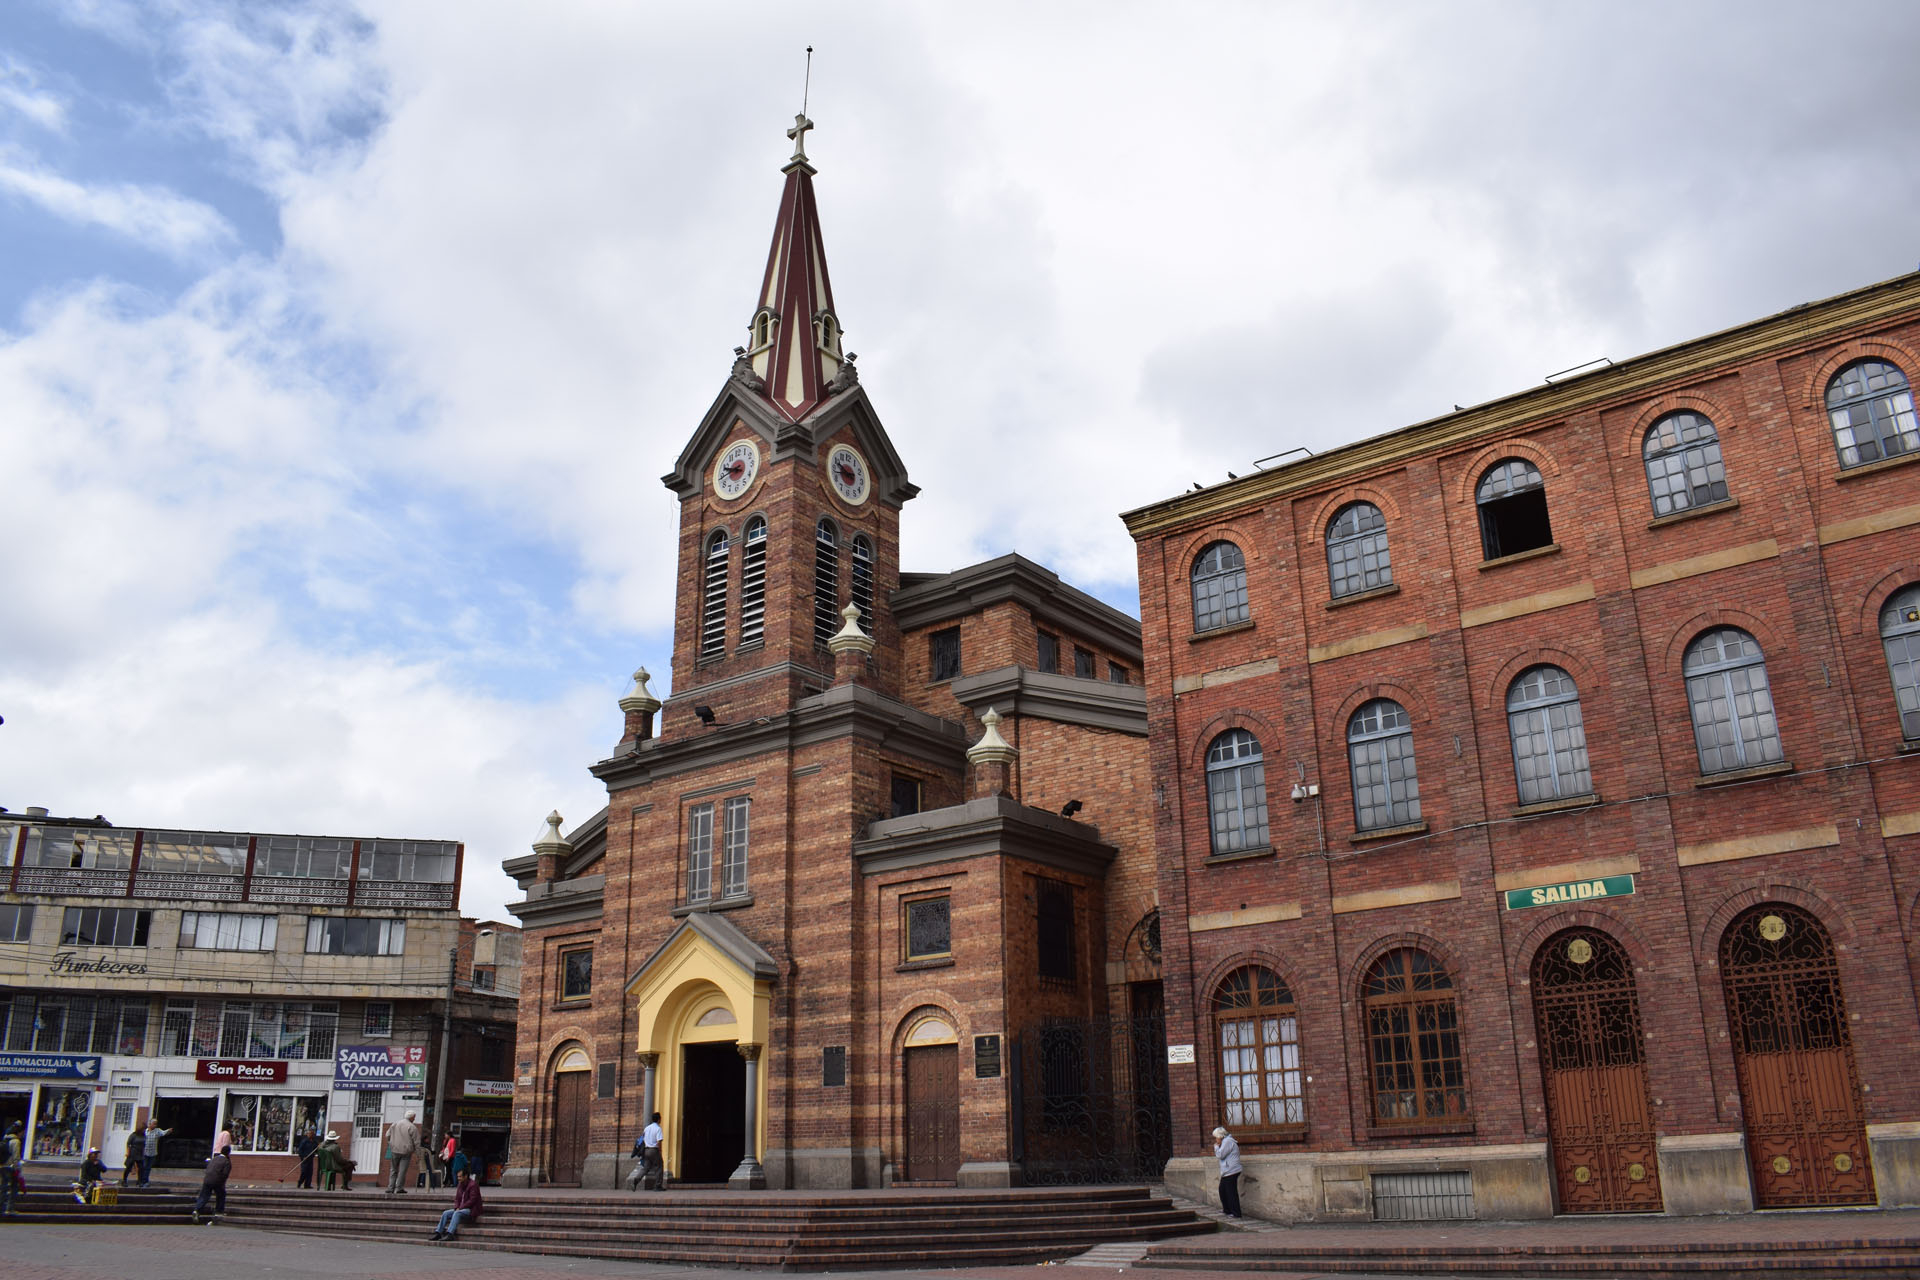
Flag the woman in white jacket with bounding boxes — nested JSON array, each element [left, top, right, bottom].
[[1211, 1126, 1242, 1218]]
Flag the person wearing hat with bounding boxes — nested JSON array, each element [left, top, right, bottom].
[[72, 1147, 107, 1203], [1211, 1126, 1243, 1219], [316, 1130, 355, 1190], [0, 1121, 22, 1217]]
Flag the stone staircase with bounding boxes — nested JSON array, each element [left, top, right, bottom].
[[1, 1184, 197, 1225], [220, 1183, 1213, 1269]]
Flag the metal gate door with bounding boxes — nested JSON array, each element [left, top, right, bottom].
[[904, 1044, 959, 1181], [548, 1069, 590, 1185], [1011, 1010, 1172, 1184], [1531, 928, 1662, 1213], [1720, 904, 1875, 1207]]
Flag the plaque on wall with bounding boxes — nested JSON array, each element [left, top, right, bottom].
[[974, 1035, 1001, 1079], [822, 1045, 847, 1087]]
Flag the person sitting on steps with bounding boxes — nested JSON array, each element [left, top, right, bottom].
[[430, 1168, 482, 1241]]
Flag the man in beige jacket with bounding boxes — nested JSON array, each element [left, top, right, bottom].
[[385, 1111, 421, 1194]]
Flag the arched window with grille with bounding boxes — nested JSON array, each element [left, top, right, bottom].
[[1326, 502, 1392, 599], [1190, 541, 1249, 632], [1643, 411, 1729, 516], [1506, 665, 1593, 803], [850, 534, 875, 636], [1212, 965, 1304, 1135], [1205, 729, 1269, 855], [1881, 585, 1920, 741], [700, 529, 729, 661], [1476, 458, 1552, 560], [1827, 359, 1918, 468], [813, 518, 840, 649], [738, 516, 767, 649], [1348, 699, 1420, 831], [1362, 948, 1469, 1125], [1683, 628, 1783, 774]]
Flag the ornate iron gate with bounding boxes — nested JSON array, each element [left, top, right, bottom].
[[1720, 904, 1875, 1207], [1011, 1010, 1172, 1184], [1531, 927, 1662, 1213]]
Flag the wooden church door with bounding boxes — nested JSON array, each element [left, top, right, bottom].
[[904, 1045, 960, 1182], [548, 1068, 591, 1185]]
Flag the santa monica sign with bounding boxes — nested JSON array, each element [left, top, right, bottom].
[[1504, 873, 1636, 911]]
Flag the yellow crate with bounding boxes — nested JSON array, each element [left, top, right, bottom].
[[88, 1186, 118, 1206]]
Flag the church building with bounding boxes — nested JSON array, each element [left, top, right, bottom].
[[503, 118, 1168, 1190]]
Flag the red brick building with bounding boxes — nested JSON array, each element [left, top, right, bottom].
[[501, 120, 1166, 1190], [1125, 272, 1920, 1219]]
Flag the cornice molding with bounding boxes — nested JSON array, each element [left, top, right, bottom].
[[853, 793, 1117, 878], [892, 553, 1143, 660], [661, 381, 918, 509], [949, 665, 1148, 737]]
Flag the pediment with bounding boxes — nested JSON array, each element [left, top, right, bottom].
[[661, 378, 917, 509], [625, 909, 779, 996]]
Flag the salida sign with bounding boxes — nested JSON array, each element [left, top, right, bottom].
[[196, 1059, 288, 1084], [333, 1044, 426, 1091]]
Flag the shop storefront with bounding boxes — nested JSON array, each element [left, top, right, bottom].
[[0, 1051, 108, 1164], [333, 1043, 427, 1181], [453, 1078, 513, 1183]]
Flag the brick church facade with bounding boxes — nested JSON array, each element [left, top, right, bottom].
[[502, 120, 1167, 1190], [1126, 271, 1920, 1218]]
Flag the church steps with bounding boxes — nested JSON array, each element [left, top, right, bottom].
[[1141, 1236, 1920, 1278]]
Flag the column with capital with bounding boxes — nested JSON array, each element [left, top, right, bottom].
[[637, 1053, 658, 1128], [728, 1043, 767, 1189]]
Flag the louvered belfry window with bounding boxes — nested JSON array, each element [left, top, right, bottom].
[[700, 529, 729, 661], [738, 516, 767, 648], [850, 535, 875, 635], [813, 518, 840, 648]]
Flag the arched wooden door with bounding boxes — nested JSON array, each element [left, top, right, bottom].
[[904, 1045, 959, 1181], [1720, 904, 1875, 1207], [548, 1056, 592, 1185], [1532, 927, 1662, 1213]]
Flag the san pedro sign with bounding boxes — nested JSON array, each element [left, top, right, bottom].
[[1504, 873, 1636, 911]]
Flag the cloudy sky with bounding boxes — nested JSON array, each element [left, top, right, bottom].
[[4, 1, 1917, 921]]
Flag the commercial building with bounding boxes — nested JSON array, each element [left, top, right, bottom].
[[1123, 272, 1920, 1217], [0, 806, 519, 1181]]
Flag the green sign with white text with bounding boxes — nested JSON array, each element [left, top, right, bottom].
[[1504, 873, 1635, 911]]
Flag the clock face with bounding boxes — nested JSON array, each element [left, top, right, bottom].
[[712, 439, 760, 500], [827, 443, 871, 506]]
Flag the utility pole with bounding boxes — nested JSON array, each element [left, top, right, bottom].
[[430, 943, 457, 1155]]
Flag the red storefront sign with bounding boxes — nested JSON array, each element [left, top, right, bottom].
[[195, 1058, 288, 1084]]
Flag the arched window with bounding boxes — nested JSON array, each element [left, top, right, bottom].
[[1476, 458, 1552, 560], [1205, 729, 1269, 854], [1190, 541, 1249, 632], [699, 529, 729, 661], [1326, 502, 1392, 599], [1643, 411, 1729, 516], [850, 535, 875, 636], [1827, 359, 1918, 469], [1362, 948, 1469, 1125], [1881, 585, 1920, 741], [815, 311, 840, 356], [738, 516, 767, 648], [812, 518, 840, 649], [1348, 699, 1420, 831], [1212, 966, 1304, 1133], [751, 309, 774, 350], [1683, 628, 1783, 774], [1506, 665, 1592, 803]]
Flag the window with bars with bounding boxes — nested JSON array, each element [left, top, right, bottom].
[[1327, 501, 1393, 598], [1882, 585, 1920, 740], [1212, 965, 1305, 1133], [1683, 628, 1783, 774], [904, 895, 951, 962], [1827, 359, 1919, 468], [738, 516, 767, 648], [929, 627, 961, 682], [1107, 661, 1129, 684], [850, 534, 875, 635], [60, 907, 150, 947], [1363, 948, 1470, 1125], [1348, 700, 1421, 831], [721, 795, 749, 898], [0, 995, 148, 1055], [1205, 729, 1269, 854], [1506, 666, 1592, 803], [162, 1000, 194, 1056], [1037, 631, 1059, 674], [701, 529, 730, 661], [1476, 458, 1552, 560], [813, 519, 841, 648], [686, 802, 714, 904], [1074, 646, 1095, 678], [1643, 411, 1729, 516], [362, 1001, 393, 1037], [1036, 879, 1076, 982], [1191, 541, 1249, 632]]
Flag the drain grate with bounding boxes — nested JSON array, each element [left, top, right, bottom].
[[1372, 1170, 1472, 1220]]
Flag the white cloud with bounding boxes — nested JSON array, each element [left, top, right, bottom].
[[0, 147, 232, 257], [0, 57, 68, 132]]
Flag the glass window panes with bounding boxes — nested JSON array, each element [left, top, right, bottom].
[[362, 1002, 393, 1037], [1643, 411, 1729, 516], [1037, 631, 1059, 674], [1205, 729, 1270, 854], [721, 796, 749, 899], [1475, 458, 1553, 559], [141, 830, 247, 876], [1827, 359, 1919, 468], [0, 904, 32, 943], [1506, 666, 1593, 803], [304, 916, 406, 955], [25, 827, 135, 870], [930, 627, 961, 681], [1326, 502, 1393, 598], [686, 802, 713, 904], [905, 897, 951, 960], [1683, 628, 1784, 774], [1348, 700, 1421, 830], [256, 835, 351, 879], [180, 912, 278, 951], [1191, 541, 1250, 632], [1211, 966, 1305, 1130], [562, 948, 592, 1000], [1362, 949, 1469, 1124], [1074, 646, 1095, 678], [60, 907, 151, 947], [1036, 879, 1075, 981], [362, 840, 456, 883], [1881, 584, 1920, 740]]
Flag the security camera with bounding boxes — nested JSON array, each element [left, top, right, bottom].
[[1290, 784, 1307, 804]]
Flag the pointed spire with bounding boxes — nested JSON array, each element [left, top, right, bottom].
[[747, 115, 845, 422]]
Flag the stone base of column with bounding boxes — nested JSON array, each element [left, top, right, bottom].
[[727, 1156, 767, 1189], [496, 1164, 537, 1188], [955, 1160, 1023, 1187], [579, 1152, 623, 1189]]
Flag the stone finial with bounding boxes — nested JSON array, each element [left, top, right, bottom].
[[619, 667, 662, 715], [827, 604, 875, 656], [531, 810, 572, 883], [967, 707, 1018, 765]]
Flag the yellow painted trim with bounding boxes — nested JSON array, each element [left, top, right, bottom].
[[1459, 581, 1596, 630], [1629, 539, 1780, 590], [1331, 880, 1461, 915], [1494, 855, 1642, 893], [1675, 823, 1839, 867], [1172, 657, 1280, 695], [1817, 501, 1920, 547], [1307, 623, 1428, 666], [1882, 811, 1920, 839], [1187, 902, 1303, 933]]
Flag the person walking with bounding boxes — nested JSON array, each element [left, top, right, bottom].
[[429, 1167, 482, 1241], [638, 1112, 664, 1190], [136, 1119, 171, 1187], [191, 1145, 231, 1223], [294, 1128, 319, 1189], [0, 1121, 22, 1217], [1211, 1126, 1243, 1219], [385, 1111, 421, 1195]]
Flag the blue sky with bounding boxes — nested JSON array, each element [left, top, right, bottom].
[[4, 1, 1919, 920]]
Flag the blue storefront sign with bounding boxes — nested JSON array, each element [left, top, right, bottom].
[[0, 1052, 103, 1080], [333, 1044, 427, 1091]]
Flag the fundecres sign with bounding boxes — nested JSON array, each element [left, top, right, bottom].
[[197, 1059, 287, 1084], [333, 1044, 427, 1091]]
